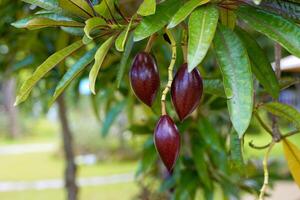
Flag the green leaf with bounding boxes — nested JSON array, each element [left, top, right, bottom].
[[22, 0, 62, 12], [136, 138, 157, 176], [115, 18, 133, 52], [84, 17, 106, 39], [59, 0, 93, 19], [260, 102, 300, 129], [257, 0, 300, 23], [203, 78, 226, 98], [101, 100, 126, 137], [187, 4, 219, 72], [61, 27, 84, 36], [235, 27, 279, 98], [197, 117, 223, 152], [213, 25, 253, 137], [220, 7, 236, 29], [89, 36, 114, 94], [90, 94, 101, 122], [12, 17, 83, 30], [191, 134, 213, 190], [236, 5, 300, 58], [116, 33, 134, 88], [69, 0, 94, 15], [15, 40, 83, 105], [94, 0, 115, 19], [167, 0, 209, 29], [279, 77, 300, 90], [51, 46, 98, 104], [230, 131, 245, 175], [137, 0, 156, 16], [134, 0, 182, 41]]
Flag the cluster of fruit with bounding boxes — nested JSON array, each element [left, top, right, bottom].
[[130, 51, 203, 173]]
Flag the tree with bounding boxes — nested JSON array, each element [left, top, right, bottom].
[[12, 0, 300, 199]]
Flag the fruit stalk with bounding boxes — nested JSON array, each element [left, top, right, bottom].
[[145, 34, 157, 53], [161, 29, 177, 115]]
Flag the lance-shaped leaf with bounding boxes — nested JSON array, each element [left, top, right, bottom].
[[220, 8, 236, 30], [191, 134, 213, 190], [101, 100, 126, 137], [136, 138, 157, 176], [59, 0, 93, 19], [22, 0, 62, 12], [235, 27, 279, 98], [116, 33, 134, 88], [61, 27, 84, 36], [15, 40, 83, 105], [203, 78, 226, 98], [137, 0, 156, 16], [12, 17, 84, 30], [282, 139, 300, 188], [115, 18, 133, 52], [236, 5, 300, 58], [51, 46, 98, 104], [134, 0, 181, 41], [213, 25, 253, 137], [260, 102, 300, 129], [187, 5, 219, 72], [230, 131, 245, 175], [167, 0, 209, 29], [94, 0, 115, 19], [84, 17, 106, 39], [258, 0, 300, 23], [89, 36, 114, 94]]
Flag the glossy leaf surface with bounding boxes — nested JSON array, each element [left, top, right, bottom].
[[134, 0, 181, 41], [187, 4, 218, 72], [237, 5, 300, 58], [213, 25, 253, 137]]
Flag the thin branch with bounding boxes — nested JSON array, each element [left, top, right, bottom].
[[161, 28, 176, 115], [104, 0, 118, 25], [259, 141, 275, 200], [249, 140, 271, 150], [282, 130, 300, 139], [271, 43, 283, 142], [145, 34, 157, 53], [254, 112, 273, 137], [84, 0, 98, 16], [114, 2, 129, 23]]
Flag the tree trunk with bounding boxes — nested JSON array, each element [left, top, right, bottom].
[[57, 94, 78, 200], [2, 77, 19, 139]]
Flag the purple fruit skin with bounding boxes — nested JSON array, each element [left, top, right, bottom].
[[154, 115, 180, 172], [171, 63, 203, 121], [130, 52, 160, 106]]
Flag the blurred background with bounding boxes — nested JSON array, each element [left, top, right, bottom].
[[1, 0, 300, 200]]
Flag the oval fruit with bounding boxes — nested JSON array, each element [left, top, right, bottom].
[[171, 63, 203, 121], [154, 115, 180, 172], [130, 52, 160, 106]]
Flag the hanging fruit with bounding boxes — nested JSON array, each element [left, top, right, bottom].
[[171, 63, 203, 121], [130, 52, 160, 107], [154, 115, 181, 173]]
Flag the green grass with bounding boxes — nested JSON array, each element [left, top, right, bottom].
[[0, 152, 136, 181], [0, 183, 138, 200]]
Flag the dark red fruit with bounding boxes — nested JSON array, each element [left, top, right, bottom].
[[154, 115, 180, 172], [171, 63, 203, 121], [130, 52, 160, 106]]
